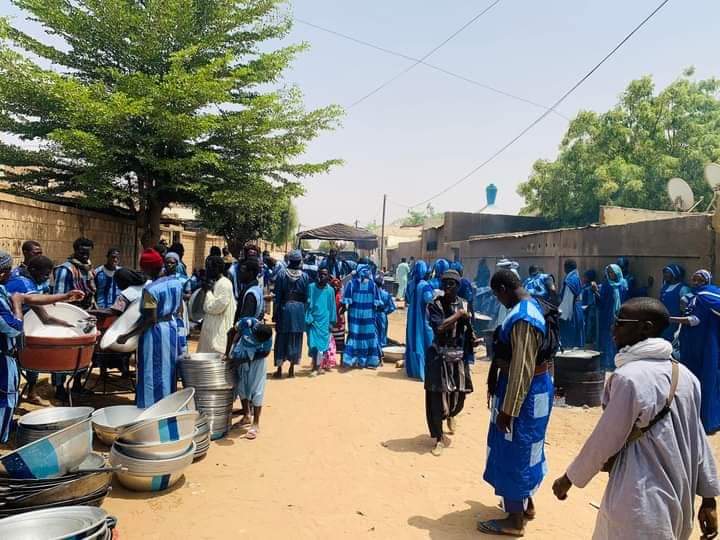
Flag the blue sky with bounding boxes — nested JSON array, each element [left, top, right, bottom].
[[2, 1, 719, 229]]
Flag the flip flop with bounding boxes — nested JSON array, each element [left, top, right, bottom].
[[246, 427, 258, 440], [477, 520, 524, 537]]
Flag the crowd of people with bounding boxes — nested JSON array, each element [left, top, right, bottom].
[[0, 240, 399, 445], [399, 254, 720, 539], [2, 237, 720, 538]]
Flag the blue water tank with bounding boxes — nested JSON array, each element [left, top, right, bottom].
[[486, 183, 498, 206]]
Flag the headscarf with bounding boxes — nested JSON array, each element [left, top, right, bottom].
[[357, 264, 372, 281], [288, 250, 302, 263], [411, 260, 429, 282], [139, 249, 164, 272], [164, 251, 180, 262], [693, 269, 712, 288], [604, 263, 625, 315], [450, 261, 464, 274], [374, 274, 385, 287], [0, 250, 12, 272], [433, 258, 450, 278], [663, 264, 684, 283]]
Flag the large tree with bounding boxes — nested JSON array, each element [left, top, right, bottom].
[[0, 0, 341, 245], [518, 71, 720, 226]]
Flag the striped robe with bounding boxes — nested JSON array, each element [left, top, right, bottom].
[[137, 277, 183, 408], [343, 268, 381, 368]]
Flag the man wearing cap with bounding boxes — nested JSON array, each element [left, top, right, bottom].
[[273, 250, 309, 378], [117, 249, 183, 407], [424, 269, 475, 456]]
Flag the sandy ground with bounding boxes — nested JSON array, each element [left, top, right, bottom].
[[6, 310, 720, 539]]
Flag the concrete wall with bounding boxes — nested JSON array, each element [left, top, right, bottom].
[[0, 192, 137, 267], [0, 192, 229, 273], [599, 205, 695, 226], [451, 214, 714, 296], [387, 239, 422, 270], [422, 212, 549, 261]]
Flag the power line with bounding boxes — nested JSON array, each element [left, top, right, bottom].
[[296, 18, 568, 120], [346, 0, 503, 109], [404, 0, 673, 209]]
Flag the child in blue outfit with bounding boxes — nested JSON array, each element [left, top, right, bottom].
[[227, 316, 273, 440]]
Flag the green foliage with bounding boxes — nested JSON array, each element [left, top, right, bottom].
[[269, 200, 299, 248], [400, 205, 441, 227], [0, 0, 342, 243], [518, 72, 720, 226]]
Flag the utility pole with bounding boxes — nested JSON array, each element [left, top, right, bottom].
[[379, 194, 387, 270]]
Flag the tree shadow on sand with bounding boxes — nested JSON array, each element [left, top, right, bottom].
[[380, 434, 432, 455], [408, 500, 507, 539]]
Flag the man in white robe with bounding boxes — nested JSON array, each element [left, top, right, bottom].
[[198, 256, 236, 354], [553, 297, 719, 540]]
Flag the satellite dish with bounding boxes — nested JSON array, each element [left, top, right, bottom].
[[667, 177, 695, 211], [704, 163, 720, 190]]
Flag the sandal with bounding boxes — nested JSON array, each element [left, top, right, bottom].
[[246, 427, 258, 440], [477, 520, 524, 537]]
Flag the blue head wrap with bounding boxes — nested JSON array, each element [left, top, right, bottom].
[[450, 261, 464, 274], [605, 264, 625, 315], [433, 259, 450, 278], [693, 269, 712, 288], [663, 264, 684, 282], [412, 260, 429, 281]]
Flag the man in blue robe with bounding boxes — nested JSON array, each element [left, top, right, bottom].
[[94, 247, 121, 309], [405, 260, 433, 381], [273, 250, 309, 378], [480, 269, 553, 537], [558, 260, 585, 348], [319, 248, 346, 279]]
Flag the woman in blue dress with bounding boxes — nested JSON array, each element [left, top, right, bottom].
[[343, 264, 381, 369], [117, 249, 183, 407], [558, 260, 585, 348], [593, 264, 627, 371], [659, 264, 690, 342], [405, 260, 434, 380], [306, 268, 337, 376], [674, 269, 720, 434], [165, 251, 189, 357]]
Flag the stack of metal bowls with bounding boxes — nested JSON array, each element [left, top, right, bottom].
[[0, 418, 92, 480], [193, 412, 210, 461], [0, 506, 117, 539], [91, 405, 144, 446], [0, 454, 113, 518], [17, 407, 94, 448], [108, 389, 199, 492], [179, 353, 235, 440]]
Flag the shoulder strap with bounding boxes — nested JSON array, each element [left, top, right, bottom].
[[629, 360, 680, 443]]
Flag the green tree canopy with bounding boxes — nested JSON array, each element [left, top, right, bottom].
[[518, 71, 720, 226], [0, 0, 341, 245]]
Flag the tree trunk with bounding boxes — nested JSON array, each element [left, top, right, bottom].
[[141, 198, 164, 249]]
